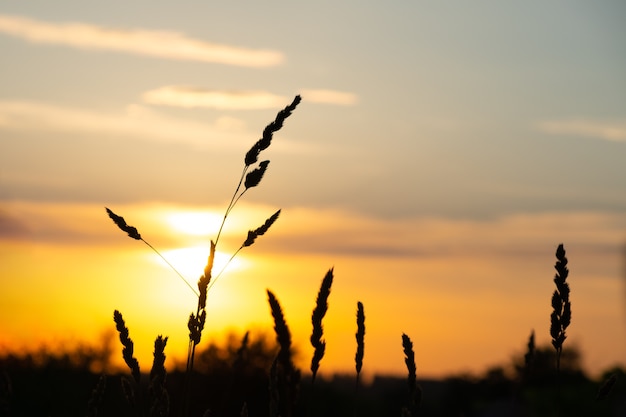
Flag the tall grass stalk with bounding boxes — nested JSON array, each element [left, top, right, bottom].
[[215, 95, 301, 245], [550, 243, 571, 415], [523, 329, 535, 381], [354, 301, 365, 416], [401, 333, 421, 416], [183, 97, 300, 416], [112, 311, 172, 417], [113, 310, 141, 385], [113, 310, 142, 416], [267, 289, 299, 417], [149, 336, 169, 417], [310, 268, 334, 383], [106, 96, 301, 416]]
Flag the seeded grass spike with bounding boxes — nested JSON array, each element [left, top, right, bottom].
[[355, 301, 365, 381], [550, 243, 571, 370], [402, 333, 421, 414], [208, 210, 281, 293], [243, 209, 281, 248], [549, 244, 570, 415], [105, 207, 199, 297], [267, 289, 299, 417], [106, 207, 141, 240], [225, 161, 272, 218], [217, 95, 301, 245], [523, 330, 535, 379], [267, 289, 292, 370], [244, 160, 270, 190], [113, 310, 140, 384], [149, 335, 169, 417], [183, 97, 300, 417], [245, 95, 302, 166], [310, 268, 334, 383], [198, 240, 216, 310]]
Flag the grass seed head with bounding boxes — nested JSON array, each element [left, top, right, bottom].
[[402, 333, 421, 409], [550, 243, 571, 354], [355, 302, 365, 375], [244, 95, 301, 166], [310, 268, 334, 381], [105, 207, 141, 240], [244, 160, 270, 189], [113, 310, 140, 384], [267, 289, 292, 370], [243, 210, 281, 248], [524, 330, 535, 374], [150, 335, 169, 417]]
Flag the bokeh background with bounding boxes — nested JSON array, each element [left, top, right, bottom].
[[1, 1, 625, 380]]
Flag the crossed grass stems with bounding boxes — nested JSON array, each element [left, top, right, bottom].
[[102, 96, 613, 416]]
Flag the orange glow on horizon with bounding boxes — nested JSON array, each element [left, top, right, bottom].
[[1, 200, 625, 379]]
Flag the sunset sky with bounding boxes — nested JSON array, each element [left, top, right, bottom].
[[1, 1, 626, 379]]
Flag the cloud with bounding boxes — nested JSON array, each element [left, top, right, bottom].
[[142, 87, 288, 110], [268, 207, 626, 259], [0, 14, 284, 67], [0, 210, 31, 239], [0, 100, 254, 148], [3, 200, 624, 266], [299, 89, 358, 106], [142, 86, 359, 109], [537, 119, 626, 143]]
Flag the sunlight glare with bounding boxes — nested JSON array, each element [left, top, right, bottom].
[[157, 246, 245, 286], [166, 211, 222, 236]]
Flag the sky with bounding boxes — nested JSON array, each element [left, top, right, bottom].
[[1, 1, 626, 380]]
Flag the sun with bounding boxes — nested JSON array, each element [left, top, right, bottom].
[[156, 245, 245, 286], [166, 211, 222, 236]]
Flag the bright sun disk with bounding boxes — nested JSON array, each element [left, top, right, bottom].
[[156, 246, 245, 286], [166, 211, 222, 236]]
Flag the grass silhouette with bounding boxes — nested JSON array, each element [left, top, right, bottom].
[[106, 96, 301, 416], [99, 95, 623, 416], [12, 95, 610, 416]]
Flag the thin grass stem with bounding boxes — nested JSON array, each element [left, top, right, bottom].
[[215, 166, 249, 246], [206, 248, 242, 293], [141, 239, 199, 297]]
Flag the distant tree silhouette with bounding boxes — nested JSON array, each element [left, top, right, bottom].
[[513, 344, 585, 385]]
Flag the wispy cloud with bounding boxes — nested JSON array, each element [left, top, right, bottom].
[[143, 86, 359, 109], [142, 87, 288, 110], [299, 89, 358, 106], [0, 14, 284, 67], [0, 100, 251, 148], [268, 207, 626, 259], [0, 99, 317, 161], [537, 119, 626, 143], [5, 200, 623, 263]]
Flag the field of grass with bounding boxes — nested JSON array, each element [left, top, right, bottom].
[[1, 96, 624, 416]]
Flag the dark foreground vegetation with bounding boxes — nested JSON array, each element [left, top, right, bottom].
[[0, 337, 625, 417], [3, 97, 624, 416]]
